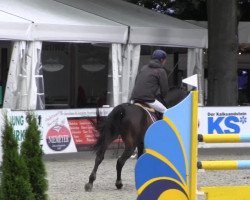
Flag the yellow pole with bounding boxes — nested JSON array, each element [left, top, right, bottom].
[[190, 91, 198, 200], [200, 134, 240, 143], [198, 161, 238, 170]]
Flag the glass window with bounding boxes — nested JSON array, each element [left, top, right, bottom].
[[42, 42, 110, 109], [76, 44, 109, 108], [42, 43, 70, 109]]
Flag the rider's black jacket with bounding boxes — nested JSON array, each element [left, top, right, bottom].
[[131, 59, 169, 103]]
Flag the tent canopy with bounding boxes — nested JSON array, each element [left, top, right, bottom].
[[0, 11, 32, 40], [55, 0, 207, 48], [0, 0, 128, 43], [0, 0, 207, 48]]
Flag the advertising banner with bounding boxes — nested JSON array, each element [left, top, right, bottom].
[[1, 106, 249, 157], [0, 108, 114, 155], [198, 106, 250, 148]]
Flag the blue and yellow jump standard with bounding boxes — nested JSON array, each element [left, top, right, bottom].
[[135, 91, 198, 200], [135, 90, 250, 200]]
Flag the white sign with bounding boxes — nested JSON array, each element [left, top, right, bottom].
[[198, 106, 250, 148], [0, 108, 113, 158], [1, 106, 249, 160]]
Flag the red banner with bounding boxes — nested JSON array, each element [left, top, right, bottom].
[[68, 117, 123, 151], [68, 118, 98, 145]]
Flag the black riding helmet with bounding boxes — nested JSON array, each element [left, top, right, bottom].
[[152, 49, 167, 61]]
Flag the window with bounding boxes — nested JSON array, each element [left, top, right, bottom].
[[42, 42, 110, 109]]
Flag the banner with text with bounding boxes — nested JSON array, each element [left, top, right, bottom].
[[0, 108, 113, 155], [198, 106, 250, 147], [1, 106, 250, 156]]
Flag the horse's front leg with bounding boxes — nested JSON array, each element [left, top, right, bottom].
[[115, 147, 135, 189], [85, 148, 106, 192]]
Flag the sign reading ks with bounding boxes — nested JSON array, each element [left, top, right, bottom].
[[199, 108, 248, 134], [208, 115, 247, 133]]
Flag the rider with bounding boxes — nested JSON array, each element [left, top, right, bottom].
[[131, 49, 169, 114]]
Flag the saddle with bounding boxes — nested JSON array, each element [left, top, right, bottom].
[[134, 102, 162, 121], [134, 102, 155, 113]]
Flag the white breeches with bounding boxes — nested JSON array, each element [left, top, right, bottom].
[[146, 99, 167, 114]]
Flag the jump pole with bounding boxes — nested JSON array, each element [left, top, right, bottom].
[[198, 134, 250, 143], [197, 160, 250, 170], [198, 129, 250, 199]]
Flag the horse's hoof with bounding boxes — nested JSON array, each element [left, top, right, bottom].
[[115, 181, 123, 189], [85, 183, 93, 192]]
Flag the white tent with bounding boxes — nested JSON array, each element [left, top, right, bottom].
[[0, 11, 32, 40], [0, 0, 128, 43], [0, 0, 208, 109], [0, 0, 128, 109], [0, 0, 207, 47], [55, 0, 207, 48], [54, 0, 208, 105], [55, 0, 207, 105]]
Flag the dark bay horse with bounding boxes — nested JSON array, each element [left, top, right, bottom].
[[84, 87, 188, 192]]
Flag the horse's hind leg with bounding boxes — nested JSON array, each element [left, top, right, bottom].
[[115, 147, 135, 189], [137, 142, 144, 158], [84, 145, 107, 192]]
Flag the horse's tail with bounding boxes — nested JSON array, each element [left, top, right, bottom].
[[92, 104, 127, 153]]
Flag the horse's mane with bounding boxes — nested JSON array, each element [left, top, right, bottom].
[[163, 86, 188, 108]]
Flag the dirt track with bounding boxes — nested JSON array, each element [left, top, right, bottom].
[[45, 148, 250, 200]]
